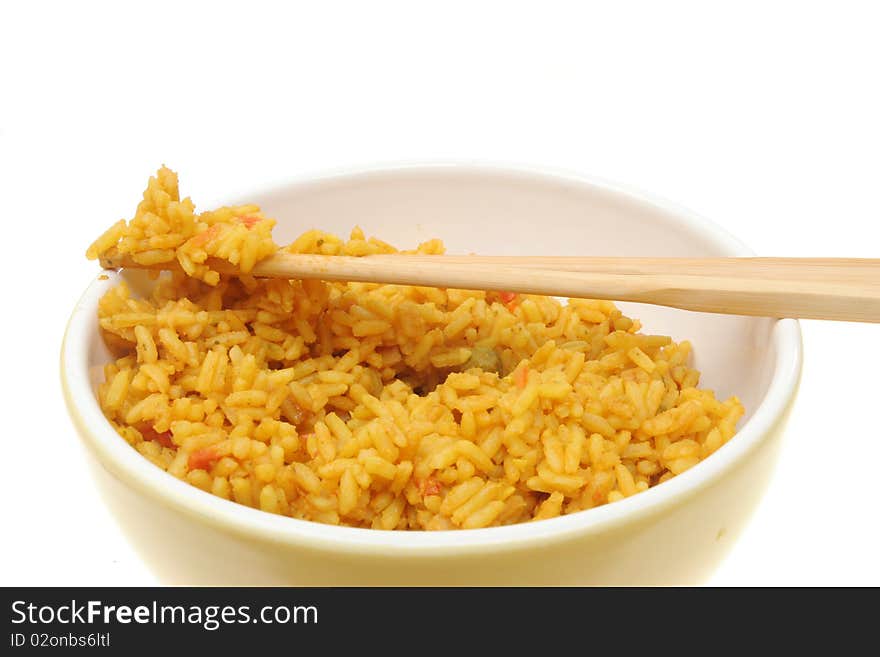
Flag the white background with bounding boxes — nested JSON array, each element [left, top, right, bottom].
[[1, 1, 878, 586]]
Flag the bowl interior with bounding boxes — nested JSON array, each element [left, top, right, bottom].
[[242, 167, 775, 417]]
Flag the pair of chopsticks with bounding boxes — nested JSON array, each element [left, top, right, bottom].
[[101, 252, 880, 323]]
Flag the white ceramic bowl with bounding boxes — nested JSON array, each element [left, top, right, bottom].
[[62, 165, 802, 585]]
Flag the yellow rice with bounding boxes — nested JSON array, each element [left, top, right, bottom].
[[86, 166, 745, 530]]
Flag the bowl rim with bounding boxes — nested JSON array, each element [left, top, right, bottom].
[[61, 163, 803, 557]]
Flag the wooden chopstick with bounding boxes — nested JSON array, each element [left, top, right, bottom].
[[369, 255, 880, 281], [100, 251, 880, 323]]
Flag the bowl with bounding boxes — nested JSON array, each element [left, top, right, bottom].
[[61, 165, 802, 585]]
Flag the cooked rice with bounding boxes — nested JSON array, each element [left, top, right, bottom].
[[86, 166, 745, 530]]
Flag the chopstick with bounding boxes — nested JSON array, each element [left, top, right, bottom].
[[100, 251, 880, 323]]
